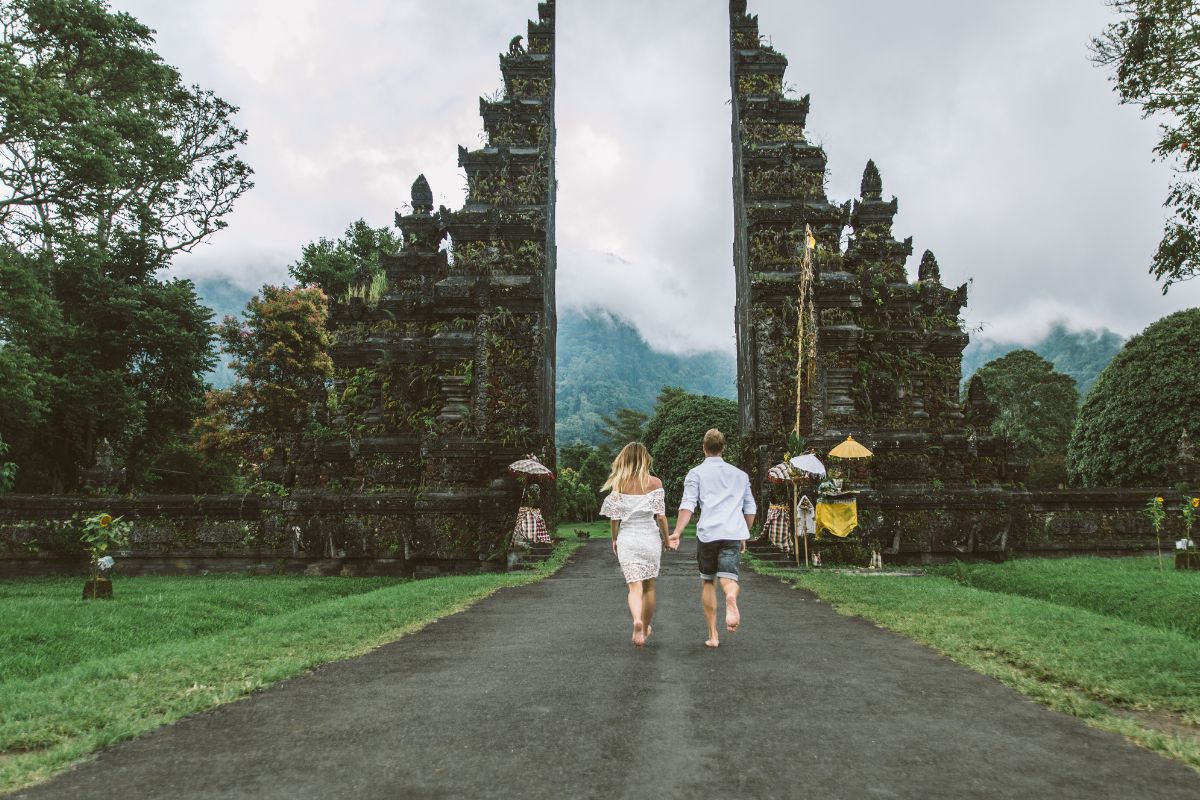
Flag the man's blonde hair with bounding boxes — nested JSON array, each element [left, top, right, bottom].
[[703, 428, 726, 455]]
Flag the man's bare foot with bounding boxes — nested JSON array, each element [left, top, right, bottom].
[[645, 624, 652, 640], [726, 598, 741, 632], [704, 636, 720, 648], [632, 620, 646, 647]]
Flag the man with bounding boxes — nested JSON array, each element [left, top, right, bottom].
[[668, 428, 756, 648]]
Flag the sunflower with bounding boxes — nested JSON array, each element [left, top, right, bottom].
[[1155, 497, 1164, 504], [98, 514, 113, 528], [1192, 498, 1199, 509]]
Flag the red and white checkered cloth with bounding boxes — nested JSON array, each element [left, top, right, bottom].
[[514, 506, 551, 545], [764, 504, 792, 553]]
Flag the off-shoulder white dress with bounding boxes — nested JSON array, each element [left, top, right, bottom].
[[600, 488, 666, 583]]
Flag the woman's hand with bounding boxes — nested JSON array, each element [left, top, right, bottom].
[[611, 539, 618, 556]]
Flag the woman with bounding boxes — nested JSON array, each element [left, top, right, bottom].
[[600, 442, 669, 647]]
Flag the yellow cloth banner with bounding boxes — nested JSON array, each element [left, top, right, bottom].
[[815, 499, 858, 538]]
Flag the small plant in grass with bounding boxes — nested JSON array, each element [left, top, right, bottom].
[[0, 437, 17, 494], [81, 513, 131, 597], [1180, 496, 1198, 551], [1144, 496, 1166, 570]]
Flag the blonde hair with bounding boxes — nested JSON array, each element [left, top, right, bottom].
[[703, 428, 726, 455], [602, 442, 653, 493]]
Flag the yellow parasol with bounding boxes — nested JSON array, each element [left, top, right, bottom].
[[828, 435, 873, 459]]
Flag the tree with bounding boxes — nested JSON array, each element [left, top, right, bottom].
[[558, 442, 595, 472], [195, 286, 333, 472], [1067, 308, 1200, 486], [0, 0, 252, 490], [599, 407, 648, 453], [288, 219, 402, 300], [0, 0, 253, 255], [554, 467, 599, 523], [1092, 1, 1200, 289], [973, 350, 1079, 488], [644, 389, 740, 507]]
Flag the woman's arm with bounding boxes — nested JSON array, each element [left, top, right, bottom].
[[610, 519, 620, 556]]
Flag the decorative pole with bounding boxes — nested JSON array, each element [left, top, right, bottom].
[[792, 225, 817, 568]]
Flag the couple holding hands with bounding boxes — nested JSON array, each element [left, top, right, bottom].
[[600, 428, 756, 648]]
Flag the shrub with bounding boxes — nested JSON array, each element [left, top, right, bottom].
[[1067, 308, 1200, 486]]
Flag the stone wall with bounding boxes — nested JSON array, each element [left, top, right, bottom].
[[798, 488, 1188, 565], [0, 494, 505, 578], [2, 489, 1187, 577]]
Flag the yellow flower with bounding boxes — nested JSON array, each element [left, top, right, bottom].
[[98, 514, 112, 528], [1155, 497, 1164, 504], [1192, 498, 1199, 508]]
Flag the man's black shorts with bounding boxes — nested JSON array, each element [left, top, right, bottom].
[[696, 539, 741, 582]]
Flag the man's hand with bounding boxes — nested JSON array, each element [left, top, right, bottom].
[[740, 540, 747, 553], [667, 534, 681, 551]]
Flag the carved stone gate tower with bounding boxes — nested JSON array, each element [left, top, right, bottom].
[[291, 1, 557, 572], [729, 0, 1004, 495]]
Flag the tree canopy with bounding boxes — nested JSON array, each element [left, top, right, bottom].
[[288, 219, 401, 300], [973, 350, 1079, 488], [0, 0, 253, 256], [195, 286, 332, 474], [644, 387, 740, 508], [1067, 307, 1200, 486], [0, 0, 252, 490], [1092, 0, 1200, 289]]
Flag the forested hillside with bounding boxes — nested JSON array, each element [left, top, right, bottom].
[[556, 308, 736, 445], [961, 323, 1124, 397]]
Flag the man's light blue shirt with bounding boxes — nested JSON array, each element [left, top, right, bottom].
[[679, 456, 757, 543]]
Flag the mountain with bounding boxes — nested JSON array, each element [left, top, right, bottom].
[[194, 276, 257, 389], [961, 323, 1125, 398], [556, 309, 736, 445]]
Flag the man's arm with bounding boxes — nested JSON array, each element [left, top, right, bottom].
[[740, 476, 757, 551], [672, 508, 693, 541], [671, 470, 699, 545]]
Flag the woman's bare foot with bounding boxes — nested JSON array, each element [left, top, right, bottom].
[[645, 624, 652, 640], [725, 598, 740, 632], [632, 620, 646, 647], [704, 636, 720, 648]]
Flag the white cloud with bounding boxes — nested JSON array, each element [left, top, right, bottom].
[[113, 0, 1200, 355]]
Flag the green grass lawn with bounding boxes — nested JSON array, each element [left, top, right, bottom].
[[0, 540, 582, 795], [938, 556, 1200, 640], [747, 554, 1200, 772]]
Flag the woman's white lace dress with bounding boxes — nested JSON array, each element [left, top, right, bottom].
[[600, 489, 666, 583]]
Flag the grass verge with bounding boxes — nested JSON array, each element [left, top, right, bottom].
[[746, 554, 1200, 773], [0, 540, 582, 795], [937, 556, 1200, 640]]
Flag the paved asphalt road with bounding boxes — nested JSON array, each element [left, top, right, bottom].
[[16, 540, 1200, 799]]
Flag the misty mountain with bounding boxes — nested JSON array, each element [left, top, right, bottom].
[[194, 276, 257, 390], [555, 308, 737, 445], [961, 323, 1124, 397]]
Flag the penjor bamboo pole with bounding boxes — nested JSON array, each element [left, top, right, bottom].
[[793, 227, 816, 569]]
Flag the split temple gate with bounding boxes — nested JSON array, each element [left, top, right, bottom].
[[0, 0, 1187, 577]]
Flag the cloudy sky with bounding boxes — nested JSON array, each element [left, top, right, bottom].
[[111, 0, 1200, 354]]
